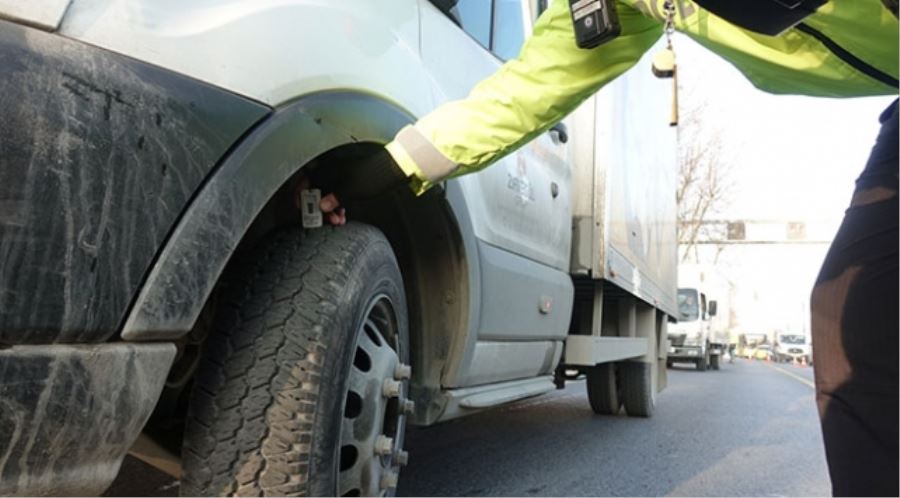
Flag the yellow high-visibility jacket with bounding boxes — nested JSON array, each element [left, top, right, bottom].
[[386, 0, 898, 195]]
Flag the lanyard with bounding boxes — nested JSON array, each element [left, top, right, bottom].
[[651, 0, 679, 126]]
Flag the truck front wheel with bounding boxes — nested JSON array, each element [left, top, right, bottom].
[[710, 352, 720, 370], [696, 345, 709, 371], [181, 223, 411, 497]]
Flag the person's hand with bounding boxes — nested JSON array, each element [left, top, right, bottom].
[[319, 193, 346, 226], [296, 178, 346, 226], [301, 148, 408, 226]]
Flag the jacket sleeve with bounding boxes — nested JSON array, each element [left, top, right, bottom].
[[386, 0, 663, 195], [637, 0, 898, 97]]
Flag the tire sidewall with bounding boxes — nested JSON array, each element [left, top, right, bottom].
[[308, 229, 409, 496]]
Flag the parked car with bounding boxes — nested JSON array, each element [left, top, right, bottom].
[[751, 344, 774, 361], [737, 333, 768, 359]]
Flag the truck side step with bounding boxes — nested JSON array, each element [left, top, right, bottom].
[[437, 377, 557, 422]]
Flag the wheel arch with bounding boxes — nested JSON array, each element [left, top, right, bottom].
[[121, 91, 470, 415], [347, 186, 471, 420]]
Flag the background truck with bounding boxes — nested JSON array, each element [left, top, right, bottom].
[[772, 331, 812, 364], [667, 265, 731, 370], [0, 0, 676, 495]]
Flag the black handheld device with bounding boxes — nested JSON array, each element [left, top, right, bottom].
[[693, 0, 827, 35], [568, 0, 621, 49]]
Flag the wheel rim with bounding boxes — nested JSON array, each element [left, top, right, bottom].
[[337, 295, 410, 497]]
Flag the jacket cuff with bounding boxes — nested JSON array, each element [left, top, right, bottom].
[[385, 139, 434, 196]]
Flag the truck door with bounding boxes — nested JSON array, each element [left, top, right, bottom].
[[417, 0, 574, 388], [419, 0, 572, 271]]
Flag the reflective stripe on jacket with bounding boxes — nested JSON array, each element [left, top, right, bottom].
[[387, 0, 899, 194]]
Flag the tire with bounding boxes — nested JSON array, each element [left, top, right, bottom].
[[181, 222, 410, 497], [586, 363, 621, 415], [621, 362, 655, 418], [696, 347, 709, 371], [710, 353, 720, 370]]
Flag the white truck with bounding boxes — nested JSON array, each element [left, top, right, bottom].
[[772, 331, 812, 364], [0, 0, 677, 495], [668, 265, 731, 370]]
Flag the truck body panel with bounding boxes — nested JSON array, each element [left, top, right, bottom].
[[0, 19, 269, 345], [59, 0, 434, 114], [0, 0, 71, 30], [569, 42, 679, 319]]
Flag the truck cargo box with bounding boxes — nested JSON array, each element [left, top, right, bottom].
[[569, 42, 679, 319]]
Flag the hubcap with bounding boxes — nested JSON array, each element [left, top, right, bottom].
[[338, 296, 411, 497]]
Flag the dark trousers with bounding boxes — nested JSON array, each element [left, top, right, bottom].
[[811, 99, 899, 497]]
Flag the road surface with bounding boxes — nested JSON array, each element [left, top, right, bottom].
[[105, 358, 829, 496]]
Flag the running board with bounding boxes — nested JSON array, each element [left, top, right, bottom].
[[564, 336, 649, 366], [437, 376, 556, 422]]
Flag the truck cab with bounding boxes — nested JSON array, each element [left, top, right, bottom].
[[668, 265, 730, 371], [669, 287, 715, 369]]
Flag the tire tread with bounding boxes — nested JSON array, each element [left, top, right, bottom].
[[181, 223, 387, 496], [586, 363, 621, 415], [621, 362, 655, 418]]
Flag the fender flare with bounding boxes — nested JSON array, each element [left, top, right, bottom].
[[121, 91, 413, 340]]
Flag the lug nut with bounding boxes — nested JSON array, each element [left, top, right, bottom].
[[394, 363, 412, 380], [395, 450, 409, 466], [401, 398, 416, 415], [381, 471, 399, 490], [383, 379, 402, 398], [374, 435, 394, 456]]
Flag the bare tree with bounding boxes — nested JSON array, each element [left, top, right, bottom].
[[676, 100, 732, 263]]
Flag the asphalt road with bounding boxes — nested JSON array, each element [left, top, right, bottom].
[[105, 358, 828, 497]]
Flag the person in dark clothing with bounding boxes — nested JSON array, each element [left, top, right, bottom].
[[811, 100, 898, 497]]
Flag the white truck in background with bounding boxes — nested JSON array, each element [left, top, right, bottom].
[[668, 265, 732, 370], [773, 331, 812, 364]]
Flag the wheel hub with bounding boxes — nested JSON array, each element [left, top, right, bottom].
[[338, 297, 412, 497]]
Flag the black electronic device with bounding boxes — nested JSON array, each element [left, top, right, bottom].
[[567, 0, 621, 49], [693, 0, 828, 35]]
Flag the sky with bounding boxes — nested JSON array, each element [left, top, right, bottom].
[[673, 34, 896, 335]]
